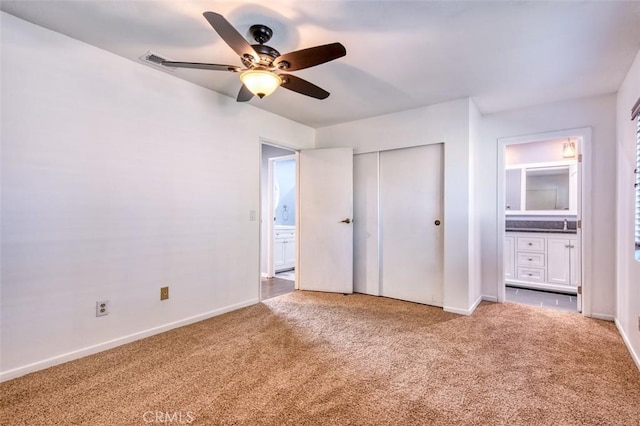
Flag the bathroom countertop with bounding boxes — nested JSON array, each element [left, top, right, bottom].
[[505, 228, 577, 234], [505, 220, 577, 234]]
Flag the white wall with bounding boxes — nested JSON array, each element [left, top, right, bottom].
[[315, 98, 481, 314], [478, 94, 617, 318], [0, 12, 314, 380], [615, 48, 640, 368]]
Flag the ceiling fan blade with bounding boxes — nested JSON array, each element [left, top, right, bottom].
[[237, 84, 254, 102], [161, 61, 241, 72], [275, 43, 346, 71], [203, 12, 259, 64], [280, 74, 330, 99]]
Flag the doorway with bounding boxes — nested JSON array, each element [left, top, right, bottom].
[[260, 143, 296, 300], [497, 128, 592, 315]]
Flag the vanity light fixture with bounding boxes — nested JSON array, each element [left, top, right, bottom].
[[240, 69, 282, 99], [562, 140, 576, 159]]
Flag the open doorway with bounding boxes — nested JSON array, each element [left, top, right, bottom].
[[260, 143, 297, 300], [497, 129, 591, 315]]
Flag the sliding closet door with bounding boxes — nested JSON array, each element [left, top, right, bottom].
[[380, 144, 444, 306], [353, 152, 379, 295]]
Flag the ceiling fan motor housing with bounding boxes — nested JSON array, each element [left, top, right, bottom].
[[242, 44, 281, 68]]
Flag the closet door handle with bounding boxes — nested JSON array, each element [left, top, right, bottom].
[[340, 218, 351, 224]]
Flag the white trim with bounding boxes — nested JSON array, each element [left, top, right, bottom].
[[0, 299, 259, 383], [505, 159, 577, 170], [444, 296, 483, 316], [497, 128, 592, 317], [482, 295, 498, 303], [615, 319, 640, 371], [590, 313, 615, 322], [267, 157, 276, 278], [295, 151, 300, 290]]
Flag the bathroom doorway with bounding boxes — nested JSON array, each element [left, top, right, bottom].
[[260, 143, 297, 300], [497, 128, 592, 315]]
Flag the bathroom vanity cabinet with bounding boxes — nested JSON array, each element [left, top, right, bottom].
[[274, 226, 296, 272], [505, 231, 579, 293]]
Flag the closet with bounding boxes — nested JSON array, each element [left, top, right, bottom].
[[353, 144, 444, 306]]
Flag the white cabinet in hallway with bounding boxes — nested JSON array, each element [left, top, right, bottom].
[[274, 226, 295, 272]]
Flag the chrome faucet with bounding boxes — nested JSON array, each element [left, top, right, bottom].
[[563, 219, 568, 231]]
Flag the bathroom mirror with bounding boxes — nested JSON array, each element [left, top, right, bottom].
[[505, 163, 577, 215], [525, 166, 570, 211]]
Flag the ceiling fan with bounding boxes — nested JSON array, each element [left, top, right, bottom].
[[161, 12, 347, 101]]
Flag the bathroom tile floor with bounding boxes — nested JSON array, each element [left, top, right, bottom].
[[506, 286, 578, 313]]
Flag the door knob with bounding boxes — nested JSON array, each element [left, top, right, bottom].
[[434, 220, 441, 226], [341, 218, 351, 224]]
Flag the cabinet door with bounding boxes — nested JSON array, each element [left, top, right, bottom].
[[274, 239, 286, 271], [547, 238, 571, 285], [569, 237, 579, 286], [504, 236, 515, 280], [284, 237, 296, 268]]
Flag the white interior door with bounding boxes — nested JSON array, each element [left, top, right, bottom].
[[299, 148, 353, 293], [380, 144, 444, 306]]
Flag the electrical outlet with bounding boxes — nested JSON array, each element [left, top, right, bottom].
[[160, 286, 169, 301], [96, 300, 109, 317]]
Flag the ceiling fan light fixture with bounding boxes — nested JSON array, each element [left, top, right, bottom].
[[240, 69, 282, 98]]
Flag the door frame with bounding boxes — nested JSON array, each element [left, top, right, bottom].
[[259, 139, 299, 301], [496, 127, 592, 317]]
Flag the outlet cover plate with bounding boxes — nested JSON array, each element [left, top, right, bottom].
[[160, 286, 169, 300], [96, 300, 109, 317]]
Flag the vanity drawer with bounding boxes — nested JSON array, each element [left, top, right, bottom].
[[517, 252, 545, 267], [275, 230, 296, 239], [517, 236, 545, 252], [517, 267, 545, 283]]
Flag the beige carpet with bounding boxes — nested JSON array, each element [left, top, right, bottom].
[[1, 292, 639, 425]]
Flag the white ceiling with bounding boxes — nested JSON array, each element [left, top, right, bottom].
[[2, 1, 640, 128]]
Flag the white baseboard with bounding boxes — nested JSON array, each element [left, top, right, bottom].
[[614, 318, 640, 371], [482, 295, 498, 303], [590, 312, 615, 322], [444, 296, 483, 316], [0, 298, 259, 383]]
